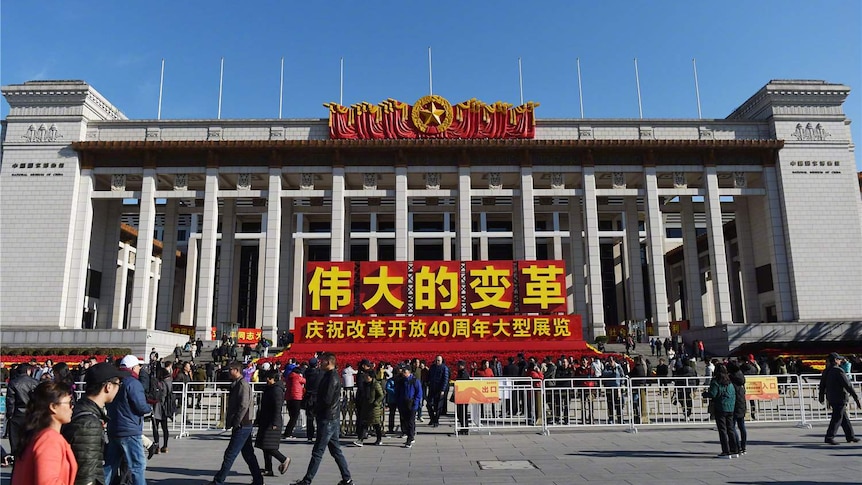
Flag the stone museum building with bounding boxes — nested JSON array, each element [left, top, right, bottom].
[[1, 79, 860, 355]]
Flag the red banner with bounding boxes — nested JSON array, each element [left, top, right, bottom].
[[306, 262, 355, 315], [464, 261, 515, 314], [359, 262, 408, 314], [324, 96, 539, 140], [237, 328, 263, 345], [518, 260, 567, 314], [295, 315, 582, 345], [412, 261, 461, 314], [170, 325, 195, 338]]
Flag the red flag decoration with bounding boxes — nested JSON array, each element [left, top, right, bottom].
[[324, 95, 539, 140]]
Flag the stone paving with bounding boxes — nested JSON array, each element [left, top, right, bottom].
[[4, 415, 858, 485]]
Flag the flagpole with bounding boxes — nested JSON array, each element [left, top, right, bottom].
[[339, 57, 344, 106], [577, 57, 584, 118], [634, 58, 643, 119], [279, 57, 284, 119], [518, 57, 524, 105], [157, 59, 165, 120], [217, 57, 224, 120], [428, 47, 433, 96], [692, 58, 703, 119]]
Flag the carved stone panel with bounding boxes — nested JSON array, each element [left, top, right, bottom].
[[791, 122, 830, 141], [698, 127, 714, 140], [174, 174, 188, 191], [673, 172, 687, 188], [23, 123, 63, 143], [111, 174, 126, 192], [362, 173, 378, 190], [487, 172, 502, 190], [207, 127, 222, 141], [237, 173, 251, 190], [578, 126, 594, 140], [300, 173, 314, 190], [733, 171, 747, 189], [424, 172, 441, 190], [146, 127, 161, 141], [612, 172, 626, 189], [270, 127, 285, 141], [550, 172, 565, 189], [639, 127, 654, 140]]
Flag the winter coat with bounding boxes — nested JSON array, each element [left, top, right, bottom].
[[315, 368, 343, 421], [395, 375, 423, 412], [6, 373, 39, 419], [356, 378, 384, 424], [255, 380, 285, 451], [285, 369, 306, 401], [61, 397, 108, 485], [427, 363, 450, 392], [153, 376, 176, 421], [729, 369, 747, 418], [107, 373, 151, 438], [303, 366, 322, 411], [819, 365, 861, 406], [225, 377, 253, 428], [705, 379, 736, 413]]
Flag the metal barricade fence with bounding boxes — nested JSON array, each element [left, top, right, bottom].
[[454, 377, 546, 435]]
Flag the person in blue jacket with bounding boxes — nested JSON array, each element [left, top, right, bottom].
[[395, 366, 423, 448], [105, 355, 152, 485]]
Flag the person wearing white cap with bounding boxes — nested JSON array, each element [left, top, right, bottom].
[[104, 355, 151, 485]]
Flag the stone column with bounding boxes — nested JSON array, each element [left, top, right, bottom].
[[680, 197, 705, 328], [290, 218, 306, 325], [643, 168, 670, 337], [196, 168, 220, 339], [733, 197, 760, 323], [98, 201, 123, 329], [277, 201, 294, 331], [703, 167, 733, 324], [582, 167, 605, 338], [568, 197, 588, 319], [180, 237, 199, 327], [63, 169, 95, 329], [395, 166, 409, 261], [623, 197, 646, 321], [129, 169, 157, 329], [147, 258, 161, 330], [763, 166, 794, 320], [156, 199, 179, 329], [331, 168, 346, 262], [458, 166, 473, 260], [216, 200, 236, 329], [261, 169, 281, 340], [113, 243, 131, 329], [520, 166, 537, 260]]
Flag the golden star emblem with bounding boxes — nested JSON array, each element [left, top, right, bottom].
[[420, 101, 445, 126]]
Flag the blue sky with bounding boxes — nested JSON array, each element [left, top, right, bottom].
[[2, 1, 860, 169]]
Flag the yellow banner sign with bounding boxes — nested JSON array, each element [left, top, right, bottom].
[[454, 380, 501, 404], [745, 376, 779, 400]]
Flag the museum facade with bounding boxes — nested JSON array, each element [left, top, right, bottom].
[[1, 79, 860, 355]]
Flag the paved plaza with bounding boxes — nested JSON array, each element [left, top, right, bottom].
[[3, 416, 858, 485]]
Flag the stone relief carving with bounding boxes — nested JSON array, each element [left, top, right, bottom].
[[270, 127, 284, 140], [207, 127, 222, 141], [23, 123, 63, 142], [237, 173, 251, 190], [639, 127, 654, 140], [424, 172, 441, 190], [791, 122, 830, 141], [487, 172, 502, 190], [733, 171, 747, 189], [698, 127, 714, 140], [146, 128, 161, 140], [174, 174, 188, 191], [300, 173, 315, 190], [578, 127, 594, 140], [550, 172, 565, 189], [612, 172, 626, 189], [363, 173, 378, 190], [111, 174, 126, 191], [673, 172, 687, 188]]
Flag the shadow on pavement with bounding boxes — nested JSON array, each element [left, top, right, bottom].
[[569, 450, 716, 459]]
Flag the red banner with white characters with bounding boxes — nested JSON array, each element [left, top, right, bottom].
[[306, 262, 355, 315], [294, 315, 582, 345], [412, 261, 461, 314], [324, 95, 539, 140], [518, 260, 567, 314], [464, 261, 515, 314], [358, 262, 408, 315]]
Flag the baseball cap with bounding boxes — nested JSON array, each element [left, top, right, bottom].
[[85, 363, 128, 385], [119, 355, 143, 369], [828, 352, 844, 361], [308, 358, 319, 367]]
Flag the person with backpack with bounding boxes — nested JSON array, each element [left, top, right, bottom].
[[150, 367, 175, 455], [105, 355, 152, 485], [703, 364, 739, 458]]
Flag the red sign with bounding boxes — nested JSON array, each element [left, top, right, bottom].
[[324, 95, 539, 140], [294, 315, 582, 344], [237, 328, 262, 345], [464, 261, 515, 314], [518, 261, 567, 313], [413, 261, 461, 314], [306, 262, 355, 315], [359, 262, 408, 314]]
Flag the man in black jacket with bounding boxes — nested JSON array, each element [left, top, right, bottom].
[[5, 364, 39, 458], [291, 352, 353, 485], [819, 352, 861, 445], [426, 355, 450, 427], [62, 363, 126, 485], [303, 358, 323, 443]]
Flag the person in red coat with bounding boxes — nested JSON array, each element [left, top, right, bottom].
[[282, 366, 306, 438]]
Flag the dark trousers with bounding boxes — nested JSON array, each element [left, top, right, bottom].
[[301, 418, 351, 483], [399, 406, 417, 442], [715, 411, 739, 454], [262, 449, 287, 473], [605, 388, 623, 423], [387, 404, 397, 433], [427, 390, 444, 424], [213, 425, 263, 485], [151, 417, 169, 448], [304, 408, 316, 440], [825, 400, 856, 440], [356, 419, 382, 442], [283, 399, 302, 437], [6, 416, 25, 456], [733, 415, 747, 451]]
